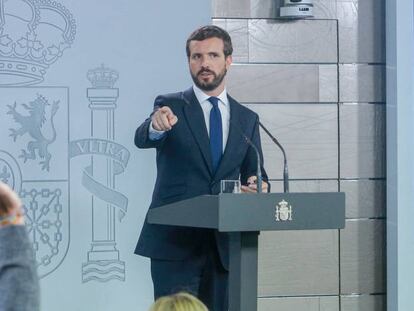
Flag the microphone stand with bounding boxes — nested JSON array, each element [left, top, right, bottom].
[[242, 135, 263, 194], [229, 119, 263, 193], [259, 122, 289, 193]]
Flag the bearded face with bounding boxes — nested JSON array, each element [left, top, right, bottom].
[[188, 37, 232, 94], [190, 66, 227, 92]]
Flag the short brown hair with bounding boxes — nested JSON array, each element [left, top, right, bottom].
[[186, 25, 233, 58]]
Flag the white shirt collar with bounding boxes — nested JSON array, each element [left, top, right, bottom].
[[193, 84, 228, 106]]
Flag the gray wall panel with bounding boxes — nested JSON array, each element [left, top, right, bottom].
[[339, 65, 385, 102], [340, 220, 386, 294], [258, 230, 339, 296], [228, 64, 338, 102], [212, 19, 249, 62], [339, 104, 386, 178], [259, 296, 339, 311], [271, 179, 338, 193], [212, 0, 250, 18], [248, 19, 337, 63], [340, 180, 386, 219], [245, 104, 338, 179], [341, 295, 385, 311], [311, 0, 338, 19], [337, 0, 385, 63], [250, 0, 278, 19], [320, 65, 340, 103], [215, 0, 387, 307]]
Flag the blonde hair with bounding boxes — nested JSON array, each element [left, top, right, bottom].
[[149, 292, 208, 311]]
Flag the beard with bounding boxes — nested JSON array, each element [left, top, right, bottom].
[[191, 67, 227, 92]]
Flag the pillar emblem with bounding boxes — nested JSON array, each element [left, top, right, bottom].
[[69, 64, 130, 283]]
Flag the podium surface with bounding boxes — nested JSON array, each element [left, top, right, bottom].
[[148, 192, 345, 231], [148, 192, 345, 311]]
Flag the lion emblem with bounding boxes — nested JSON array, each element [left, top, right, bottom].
[[7, 95, 59, 171]]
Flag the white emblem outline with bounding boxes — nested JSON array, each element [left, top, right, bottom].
[[275, 199, 293, 221]]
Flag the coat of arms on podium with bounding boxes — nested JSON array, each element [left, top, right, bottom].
[[275, 199, 293, 222]]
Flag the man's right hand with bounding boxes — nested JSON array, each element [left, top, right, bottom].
[[151, 106, 178, 131]]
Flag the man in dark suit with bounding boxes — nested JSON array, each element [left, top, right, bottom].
[[134, 25, 268, 311]]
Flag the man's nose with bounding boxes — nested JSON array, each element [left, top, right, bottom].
[[200, 56, 210, 68]]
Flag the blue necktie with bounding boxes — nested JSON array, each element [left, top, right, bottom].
[[208, 96, 223, 172]]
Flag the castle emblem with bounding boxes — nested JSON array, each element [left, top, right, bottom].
[[0, 0, 76, 86], [7, 94, 59, 171], [275, 199, 293, 221]]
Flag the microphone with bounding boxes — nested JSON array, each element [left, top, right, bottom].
[[230, 119, 263, 193], [259, 122, 289, 193]]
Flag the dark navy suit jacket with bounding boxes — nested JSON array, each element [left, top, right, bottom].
[[134, 87, 268, 270]]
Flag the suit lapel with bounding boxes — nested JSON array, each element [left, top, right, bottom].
[[214, 95, 246, 181], [182, 88, 214, 176]]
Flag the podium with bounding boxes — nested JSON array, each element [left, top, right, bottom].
[[148, 192, 345, 311]]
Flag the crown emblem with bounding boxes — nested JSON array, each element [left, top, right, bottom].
[[87, 64, 119, 88], [0, 0, 76, 86]]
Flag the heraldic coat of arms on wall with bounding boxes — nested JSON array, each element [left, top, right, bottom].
[[0, 0, 75, 278]]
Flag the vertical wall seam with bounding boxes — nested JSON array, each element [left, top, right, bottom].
[[335, 16, 343, 311]]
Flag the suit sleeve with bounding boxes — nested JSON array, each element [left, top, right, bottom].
[[240, 115, 269, 188], [134, 95, 168, 149], [0, 226, 40, 311]]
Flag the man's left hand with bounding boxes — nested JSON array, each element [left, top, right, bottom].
[[241, 176, 269, 193]]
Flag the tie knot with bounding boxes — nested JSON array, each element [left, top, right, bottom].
[[208, 96, 219, 108]]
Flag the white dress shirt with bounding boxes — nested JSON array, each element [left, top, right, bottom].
[[149, 85, 231, 152]]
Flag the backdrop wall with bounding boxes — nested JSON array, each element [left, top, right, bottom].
[[212, 0, 386, 310], [0, 1, 210, 310]]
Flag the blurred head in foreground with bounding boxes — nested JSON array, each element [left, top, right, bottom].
[[149, 292, 208, 311], [0, 181, 24, 225]]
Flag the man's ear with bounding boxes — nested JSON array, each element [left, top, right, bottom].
[[225, 55, 232, 69]]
